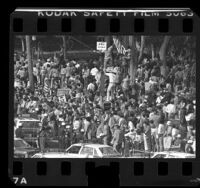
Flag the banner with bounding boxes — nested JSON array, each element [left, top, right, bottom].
[[57, 88, 70, 96]]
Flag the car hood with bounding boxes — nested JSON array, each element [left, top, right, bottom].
[[15, 147, 38, 153], [102, 154, 122, 158]]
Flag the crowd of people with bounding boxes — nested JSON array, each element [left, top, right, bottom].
[[14, 42, 196, 157]]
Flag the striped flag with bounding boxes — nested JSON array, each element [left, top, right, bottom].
[[43, 79, 50, 94]]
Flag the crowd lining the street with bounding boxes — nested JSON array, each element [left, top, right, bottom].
[[14, 44, 196, 157]]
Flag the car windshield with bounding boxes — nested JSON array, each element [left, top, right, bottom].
[[99, 147, 119, 155], [80, 147, 93, 155], [153, 154, 167, 158], [14, 139, 31, 148]]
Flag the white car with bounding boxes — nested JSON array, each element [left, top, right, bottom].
[[151, 151, 195, 158], [15, 116, 41, 129], [31, 143, 122, 158]]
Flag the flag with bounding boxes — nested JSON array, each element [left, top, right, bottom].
[[43, 79, 50, 93]]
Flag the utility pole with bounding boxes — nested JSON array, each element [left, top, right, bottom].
[[62, 36, 67, 60], [25, 35, 34, 92], [21, 37, 25, 53]]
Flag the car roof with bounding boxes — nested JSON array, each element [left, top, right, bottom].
[[17, 118, 40, 121], [14, 137, 23, 141], [71, 143, 111, 148], [153, 151, 195, 157]]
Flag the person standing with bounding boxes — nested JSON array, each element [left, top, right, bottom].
[[121, 75, 130, 100], [102, 117, 112, 145], [83, 116, 92, 142], [179, 99, 187, 139], [58, 122, 66, 151], [104, 68, 116, 101], [60, 64, 66, 88], [157, 122, 165, 152], [38, 127, 47, 153], [143, 120, 152, 154], [111, 124, 124, 154]]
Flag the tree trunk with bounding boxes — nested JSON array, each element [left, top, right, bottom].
[[138, 36, 145, 63], [104, 36, 110, 48], [62, 36, 67, 60], [37, 42, 40, 60], [159, 36, 170, 78], [104, 36, 111, 69], [129, 36, 145, 84], [25, 35, 34, 92], [21, 37, 25, 53], [151, 43, 155, 60], [129, 36, 138, 84]]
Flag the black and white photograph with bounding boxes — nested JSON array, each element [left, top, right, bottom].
[[13, 35, 196, 158]]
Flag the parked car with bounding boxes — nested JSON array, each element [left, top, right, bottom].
[[15, 115, 42, 148], [31, 143, 122, 158], [14, 137, 40, 158], [151, 151, 195, 158]]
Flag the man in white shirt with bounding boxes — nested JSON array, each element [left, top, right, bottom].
[[87, 82, 95, 92], [166, 102, 176, 119], [104, 68, 116, 101]]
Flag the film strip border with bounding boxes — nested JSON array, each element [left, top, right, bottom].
[[9, 9, 200, 186], [12, 16, 197, 34], [10, 9, 200, 34], [10, 159, 200, 186]]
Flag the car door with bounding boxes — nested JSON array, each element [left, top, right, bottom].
[[79, 146, 94, 158]]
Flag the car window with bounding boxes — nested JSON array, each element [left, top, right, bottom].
[[21, 121, 40, 128], [67, 146, 81, 154], [94, 149, 99, 157], [99, 147, 119, 156], [14, 139, 31, 148], [80, 147, 93, 155], [153, 154, 167, 158], [32, 154, 42, 158]]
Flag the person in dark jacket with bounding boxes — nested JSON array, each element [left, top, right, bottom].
[[179, 99, 187, 138], [38, 127, 47, 153], [102, 120, 112, 145]]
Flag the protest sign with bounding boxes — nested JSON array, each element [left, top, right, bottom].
[[97, 42, 107, 51], [57, 88, 70, 96]]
